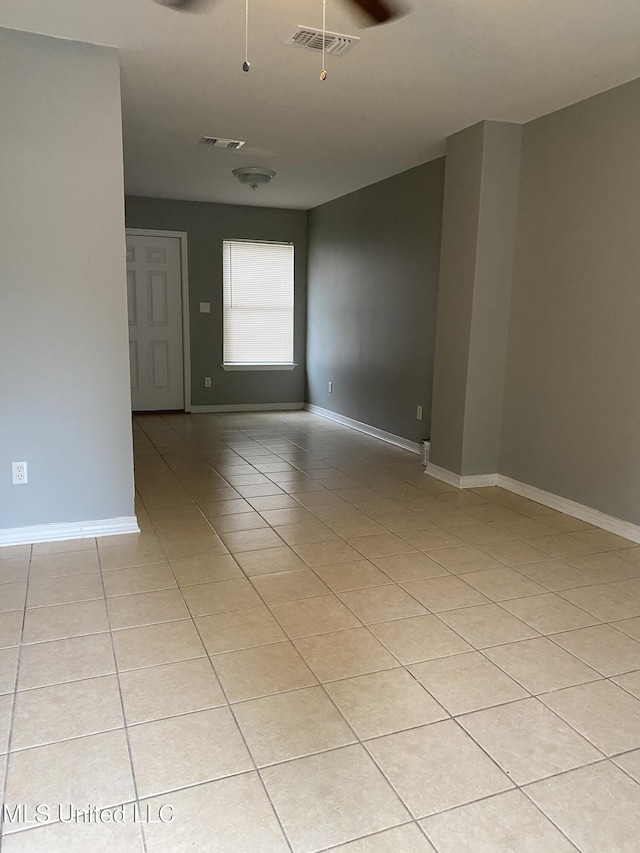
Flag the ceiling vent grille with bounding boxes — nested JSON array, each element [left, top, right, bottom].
[[199, 137, 246, 150], [286, 27, 359, 56]]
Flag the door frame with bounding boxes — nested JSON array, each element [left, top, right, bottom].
[[126, 228, 192, 412]]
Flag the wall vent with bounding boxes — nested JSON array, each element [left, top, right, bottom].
[[286, 27, 359, 56], [199, 137, 246, 150]]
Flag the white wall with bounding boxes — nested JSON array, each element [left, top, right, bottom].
[[0, 28, 136, 534]]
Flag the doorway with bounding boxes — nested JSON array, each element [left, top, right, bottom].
[[126, 229, 191, 411]]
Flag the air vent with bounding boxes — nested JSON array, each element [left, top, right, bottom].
[[199, 137, 246, 150], [286, 27, 359, 57]]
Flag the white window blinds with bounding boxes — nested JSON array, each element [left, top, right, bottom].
[[223, 240, 295, 365]]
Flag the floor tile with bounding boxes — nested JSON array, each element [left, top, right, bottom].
[[560, 583, 640, 621], [613, 669, 640, 699], [220, 528, 283, 553], [295, 628, 397, 682], [339, 585, 427, 624], [614, 748, 640, 782], [170, 554, 242, 586], [128, 706, 252, 797], [501, 592, 599, 634], [541, 679, 640, 755], [410, 651, 527, 715], [250, 569, 330, 604], [293, 540, 363, 567], [275, 522, 338, 546], [107, 588, 189, 629], [398, 529, 466, 551], [478, 539, 551, 566], [326, 668, 447, 739], [347, 533, 416, 559], [369, 615, 471, 664], [614, 577, 640, 599], [18, 633, 115, 690], [22, 599, 109, 644], [570, 529, 635, 552], [99, 540, 167, 571], [0, 545, 31, 560], [0, 646, 19, 694], [26, 574, 103, 608], [196, 606, 287, 655], [141, 772, 290, 852], [427, 546, 506, 575], [162, 535, 228, 562], [484, 636, 601, 693], [514, 559, 597, 591], [420, 788, 576, 853], [261, 744, 409, 852], [4, 730, 135, 831], [112, 619, 205, 671], [235, 546, 307, 576], [552, 624, 640, 675], [367, 720, 512, 817], [372, 552, 449, 582], [461, 567, 546, 601], [102, 563, 176, 597], [11, 674, 123, 750], [29, 549, 99, 579], [1, 819, 144, 852], [212, 511, 269, 534], [0, 611, 23, 649], [327, 824, 435, 853], [0, 559, 29, 584], [401, 576, 490, 611], [212, 641, 317, 702], [448, 522, 514, 545], [0, 693, 12, 753], [567, 552, 639, 583], [270, 595, 360, 638], [234, 685, 355, 766], [313, 560, 392, 592], [119, 658, 225, 724], [459, 698, 601, 784], [181, 578, 262, 617], [524, 761, 640, 853], [438, 604, 539, 648]]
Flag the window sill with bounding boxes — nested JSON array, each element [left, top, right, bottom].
[[221, 363, 297, 372]]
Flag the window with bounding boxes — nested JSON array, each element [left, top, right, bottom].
[[222, 239, 295, 369]]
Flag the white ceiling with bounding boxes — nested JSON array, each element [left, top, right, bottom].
[[3, 0, 640, 209]]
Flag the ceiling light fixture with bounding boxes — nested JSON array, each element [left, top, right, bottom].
[[233, 166, 276, 190]]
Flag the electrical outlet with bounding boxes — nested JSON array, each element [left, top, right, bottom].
[[328, 381, 333, 393], [12, 461, 27, 485], [204, 377, 212, 388], [416, 405, 423, 420]]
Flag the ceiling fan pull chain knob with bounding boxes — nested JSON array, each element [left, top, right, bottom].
[[242, 60, 250, 72], [320, 69, 328, 81]]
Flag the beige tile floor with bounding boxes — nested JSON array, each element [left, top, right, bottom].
[[2, 411, 640, 852]]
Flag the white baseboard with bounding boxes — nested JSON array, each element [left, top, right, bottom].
[[426, 464, 498, 489], [305, 404, 421, 455], [425, 463, 640, 545], [189, 402, 304, 413], [0, 516, 140, 548], [497, 475, 640, 545]]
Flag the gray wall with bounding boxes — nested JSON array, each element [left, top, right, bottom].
[[501, 78, 640, 524], [430, 122, 521, 476], [306, 159, 446, 442], [125, 197, 308, 407], [0, 29, 135, 529]]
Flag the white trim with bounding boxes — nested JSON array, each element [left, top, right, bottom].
[[221, 363, 297, 372], [190, 402, 305, 413], [497, 475, 640, 545], [126, 229, 191, 412], [0, 516, 140, 548], [425, 463, 497, 488], [424, 463, 640, 545], [305, 404, 421, 454]]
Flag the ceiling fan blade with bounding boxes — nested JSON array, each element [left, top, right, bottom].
[[347, 0, 398, 25]]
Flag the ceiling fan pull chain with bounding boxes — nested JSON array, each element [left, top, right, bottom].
[[242, 0, 250, 72], [320, 0, 328, 80]]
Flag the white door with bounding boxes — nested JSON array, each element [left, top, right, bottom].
[[126, 233, 184, 411]]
